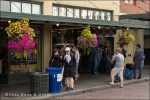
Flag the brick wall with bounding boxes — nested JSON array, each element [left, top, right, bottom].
[[120, 0, 149, 14]]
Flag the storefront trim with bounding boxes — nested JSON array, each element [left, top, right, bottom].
[[1, 11, 149, 29]]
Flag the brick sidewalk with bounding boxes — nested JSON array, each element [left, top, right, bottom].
[[0, 65, 149, 100]]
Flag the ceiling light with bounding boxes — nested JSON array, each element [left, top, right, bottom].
[[8, 19, 11, 23], [98, 26, 101, 29], [56, 24, 59, 26], [127, 28, 129, 30]]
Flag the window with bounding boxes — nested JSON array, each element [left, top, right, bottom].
[[11, 2, 21, 13], [125, 0, 134, 4], [125, 0, 129, 3], [0, 0, 10, 12], [22, 3, 31, 14], [32, 4, 41, 14]]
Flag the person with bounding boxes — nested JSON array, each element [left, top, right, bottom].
[[109, 47, 124, 88], [133, 44, 144, 79], [93, 46, 101, 74], [100, 46, 110, 74], [62, 47, 76, 92], [74, 45, 80, 80], [49, 48, 61, 67], [115, 45, 127, 83]]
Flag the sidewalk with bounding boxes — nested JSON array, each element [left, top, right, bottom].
[[0, 65, 149, 100]]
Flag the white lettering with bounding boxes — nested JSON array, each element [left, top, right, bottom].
[[95, 11, 99, 20], [81, 10, 87, 19], [67, 8, 73, 17], [101, 12, 105, 20], [52, 6, 58, 16], [88, 10, 93, 19], [59, 7, 66, 17], [74, 9, 79, 18], [107, 12, 111, 21]]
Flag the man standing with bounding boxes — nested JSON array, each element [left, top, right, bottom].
[[133, 44, 145, 79], [109, 47, 124, 88]]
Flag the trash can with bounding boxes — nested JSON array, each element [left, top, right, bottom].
[[30, 72, 49, 94], [45, 67, 62, 93]]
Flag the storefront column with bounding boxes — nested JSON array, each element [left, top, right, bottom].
[[42, 23, 52, 72]]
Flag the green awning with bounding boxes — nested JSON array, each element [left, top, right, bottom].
[[0, 11, 149, 29]]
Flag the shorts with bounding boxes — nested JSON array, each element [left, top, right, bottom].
[[111, 67, 124, 77], [75, 62, 79, 71], [64, 67, 75, 78]]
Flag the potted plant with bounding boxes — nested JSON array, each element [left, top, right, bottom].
[[5, 18, 36, 59], [77, 26, 99, 54], [117, 30, 135, 46]]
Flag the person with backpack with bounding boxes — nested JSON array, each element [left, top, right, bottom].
[[133, 44, 145, 79]]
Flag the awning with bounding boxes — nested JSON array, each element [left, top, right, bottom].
[[0, 11, 149, 29]]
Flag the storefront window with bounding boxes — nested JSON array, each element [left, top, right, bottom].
[[0, 0, 10, 12], [11, 1, 21, 13], [32, 4, 41, 14], [22, 3, 31, 14]]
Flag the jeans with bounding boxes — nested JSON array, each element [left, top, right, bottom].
[[94, 57, 100, 73], [133, 62, 142, 78], [115, 74, 120, 82]]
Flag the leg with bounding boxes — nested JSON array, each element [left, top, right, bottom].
[[118, 68, 124, 87], [70, 77, 74, 88], [65, 77, 70, 88], [94, 58, 98, 73], [111, 74, 115, 84], [138, 63, 142, 78], [133, 63, 137, 78]]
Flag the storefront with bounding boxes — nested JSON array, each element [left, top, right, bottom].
[[0, 1, 149, 84]]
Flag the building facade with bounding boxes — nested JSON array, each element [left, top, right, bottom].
[[0, 0, 149, 84]]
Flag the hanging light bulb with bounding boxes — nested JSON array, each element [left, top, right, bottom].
[[98, 26, 101, 29], [8, 19, 11, 23], [56, 23, 59, 26]]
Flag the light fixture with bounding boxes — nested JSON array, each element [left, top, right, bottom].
[[8, 19, 11, 23], [127, 28, 129, 30], [56, 24, 59, 26], [98, 26, 101, 29], [59, 32, 60, 33]]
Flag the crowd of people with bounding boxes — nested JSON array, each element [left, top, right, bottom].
[[49, 43, 145, 91]]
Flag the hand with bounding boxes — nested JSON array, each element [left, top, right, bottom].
[[64, 55, 68, 59]]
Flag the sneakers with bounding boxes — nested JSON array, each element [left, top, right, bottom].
[[65, 87, 74, 92], [65, 87, 70, 92]]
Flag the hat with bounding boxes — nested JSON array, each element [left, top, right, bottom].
[[65, 47, 70, 51]]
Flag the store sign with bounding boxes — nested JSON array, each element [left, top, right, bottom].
[[53, 6, 112, 21]]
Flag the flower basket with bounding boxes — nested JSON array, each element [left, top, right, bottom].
[[77, 26, 98, 54], [117, 30, 135, 46], [5, 18, 36, 59]]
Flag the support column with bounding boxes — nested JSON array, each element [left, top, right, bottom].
[[42, 23, 52, 72]]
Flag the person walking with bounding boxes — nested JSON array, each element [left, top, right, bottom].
[[109, 47, 124, 88], [133, 44, 145, 79], [63, 47, 76, 92], [74, 45, 80, 80], [115, 45, 127, 83], [100, 46, 110, 74]]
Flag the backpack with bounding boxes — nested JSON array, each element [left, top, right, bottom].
[[137, 51, 145, 60]]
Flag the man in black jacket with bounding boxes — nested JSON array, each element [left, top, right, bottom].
[[63, 47, 76, 92]]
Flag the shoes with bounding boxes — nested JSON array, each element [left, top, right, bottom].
[[119, 86, 124, 88], [137, 77, 141, 79], [65, 87, 70, 92], [133, 77, 136, 79], [108, 82, 114, 86], [69, 88, 74, 92]]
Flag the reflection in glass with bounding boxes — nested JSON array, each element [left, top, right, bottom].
[[11, 2, 21, 13], [32, 4, 41, 14], [22, 3, 31, 14], [0, 0, 10, 12]]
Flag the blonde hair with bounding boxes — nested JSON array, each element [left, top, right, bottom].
[[116, 47, 121, 53]]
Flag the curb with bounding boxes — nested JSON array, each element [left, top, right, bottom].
[[30, 77, 150, 99]]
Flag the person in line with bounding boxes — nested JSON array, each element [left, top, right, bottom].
[[115, 45, 127, 83], [62, 47, 76, 92], [109, 47, 124, 88], [74, 45, 80, 80], [49, 48, 61, 67], [100, 46, 110, 74], [93, 46, 101, 75], [133, 44, 144, 79]]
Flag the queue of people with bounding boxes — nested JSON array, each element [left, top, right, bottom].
[[49, 43, 145, 91], [49, 45, 80, 92]]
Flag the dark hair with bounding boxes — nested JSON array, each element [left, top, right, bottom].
[[53, 48, 58, 53], [104, 46, 107, 50], [137, 44, 141, 48]]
